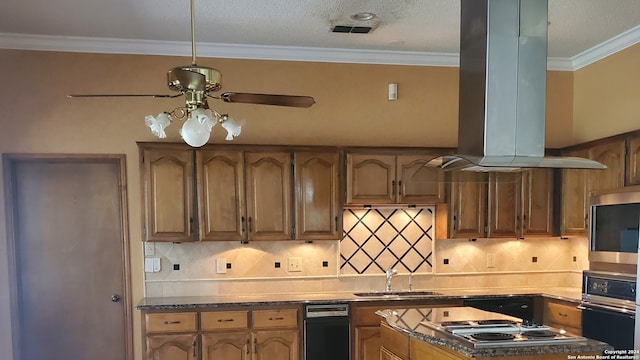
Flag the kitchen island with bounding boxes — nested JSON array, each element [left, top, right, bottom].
[[377, 306, 610, 359]]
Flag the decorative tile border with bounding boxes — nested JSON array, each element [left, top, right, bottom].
[[340, 207, 434, 275]]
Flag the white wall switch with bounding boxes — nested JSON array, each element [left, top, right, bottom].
[[486, 253, 496, 268], [288, 257, 302, 272], [145, 257, 161, 273], [216, 258, 227, 274]]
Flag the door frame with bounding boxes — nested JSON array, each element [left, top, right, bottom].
[[2, 153, 134, 360]]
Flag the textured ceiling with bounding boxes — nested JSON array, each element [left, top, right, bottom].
[[0, 0, 639, 61]]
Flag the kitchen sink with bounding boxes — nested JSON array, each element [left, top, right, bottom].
[[353, 290, 441, 297]]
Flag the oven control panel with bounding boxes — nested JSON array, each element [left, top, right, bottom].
[[583, 271, 636, 302]]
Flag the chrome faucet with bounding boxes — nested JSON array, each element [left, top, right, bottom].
[[385, 266, 398, 292]]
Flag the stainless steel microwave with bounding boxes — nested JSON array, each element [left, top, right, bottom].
[[589, 186, 640, 265]]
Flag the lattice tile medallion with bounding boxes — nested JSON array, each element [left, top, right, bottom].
[[340, 207, 434, 275]]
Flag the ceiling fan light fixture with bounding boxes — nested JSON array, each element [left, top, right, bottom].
[[220, 115, 243, 141], [145, 112, 171, 138], [179, 108, 215, 147]]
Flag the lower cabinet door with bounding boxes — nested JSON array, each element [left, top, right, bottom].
[[253, 330, 299, 360], [354, 326, 381, 360], [146, 334, 198, 360], [201, 332, 251, 360]]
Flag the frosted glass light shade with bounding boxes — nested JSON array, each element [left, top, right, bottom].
[[220, 115, 242, 141], [145, 113, 171, 138], [180, 108, 215, 147]]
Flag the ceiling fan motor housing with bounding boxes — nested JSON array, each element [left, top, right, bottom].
[[167, 66, 222, 93]]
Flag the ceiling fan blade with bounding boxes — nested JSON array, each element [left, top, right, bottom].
[[67, 94, 181, 98], [220, 92, 315, 108]]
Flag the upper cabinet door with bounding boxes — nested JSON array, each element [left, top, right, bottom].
[[245, 152, 293, 241], [143, 149, 195, 242], [521, 169, 554, 236], [588, 140, 626, 193], [347, 154, 396, 204], [487, 172, 521, 238], [627, 136, 640, 186], [449, 172, 487, 239], [396, 154, 445, 204], [561, 149, 589, 236], [198, 150, 246, 241], [294, 151, 342, 240]]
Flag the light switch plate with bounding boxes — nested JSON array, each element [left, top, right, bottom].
[[145, 257, 161, 273], [216, 258, 227, 274], [288, 257, 302, 272], [486, 253, 496, 268]]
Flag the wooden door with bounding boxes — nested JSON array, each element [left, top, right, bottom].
[[354, 326, 381, 360], [294, 151, 341, 240], [449, 172, 487, 239], [201, 332, 250, 360], [198, 150, 246, 241], [487, 172, 521, 238], [146, 334, 198, 360], [626, 136, 640, 186], [588, 140, 625, 192], [396, 154, 445, 204], [561, 150, 589, 236], [4, 156, 131, 360], [143, 149, 196, 242], [521, 169, 554, 236], [245, 152, 292, 241], [346, 154, 395, 204], [253, 330, 299, 360]]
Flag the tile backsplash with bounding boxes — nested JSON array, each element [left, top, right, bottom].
[[144, 207, 589, 297]]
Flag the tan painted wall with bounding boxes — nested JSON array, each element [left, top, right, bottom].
[[573, 43, 640, 143], [0, 48, 577, 360]]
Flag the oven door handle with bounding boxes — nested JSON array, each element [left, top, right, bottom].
[[578, 302, 636, 317]]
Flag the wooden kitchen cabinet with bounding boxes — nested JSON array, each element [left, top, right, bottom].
[[449, 170, 553, 239], [627, 136, 640, 185], [588, 140, 626, 192], [197, 150, 246, 241], [245, 152, 293, 241], [543, 298, 581, 336], [294, 151, 342, 240], [561, 149, 590, 236], [142, 148, 196, 242], [145, 307, 300, 360], [354, 326, 382, 360], [346, 152, 445, 205], [448, 171, 487, 239], [145, 312, 199, 360]]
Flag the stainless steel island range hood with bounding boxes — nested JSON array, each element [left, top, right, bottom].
[[433, 0, 604, 171]]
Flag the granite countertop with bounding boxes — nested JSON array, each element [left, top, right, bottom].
[[136, 287, 583, 310], [377, 306, 610, 358]]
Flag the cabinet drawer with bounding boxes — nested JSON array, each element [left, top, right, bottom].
[[252, 309, 298, 329], [380, 322, 409, 360], [201, 310, 249, 331], [545, 302, 581, 329], [145, 312, 197, 333]]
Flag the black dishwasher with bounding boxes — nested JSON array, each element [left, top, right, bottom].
[[463, 297, 535, 322], [303, 304, 350, 360]]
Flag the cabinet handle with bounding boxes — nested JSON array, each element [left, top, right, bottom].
[[217, 318, 235, 322], [335, 216, 339, 232], [558, 312, 568, 317], [391, 180, 396, 197], [241, 216, 246, 233], [189, 217, 194, 235], [254, 338, 257, 354], [246, 338, 250, 355], [453, 215, 457, 231], [584, 214, 588, 227], [398, 180, 403, 196], [192, 339, 196, 358], [268, 317, 285, 321], [163, 320, 181, 325], [248, 217, 253, 233]]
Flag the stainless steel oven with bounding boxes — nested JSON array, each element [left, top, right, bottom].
[[589, 187, 640, 266], [580, 271, 637, 350]]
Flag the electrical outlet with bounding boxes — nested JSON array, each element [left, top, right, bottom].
[[216, 258, 227, 274], [486, 253, 496, 268], [288, 257, 302, 272]]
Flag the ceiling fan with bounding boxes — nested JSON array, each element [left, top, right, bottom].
[[68, 0, 315, 147]]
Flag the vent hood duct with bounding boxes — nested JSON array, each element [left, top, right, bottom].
[[430, 0, 605, 171]]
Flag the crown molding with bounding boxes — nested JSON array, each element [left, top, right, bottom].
[[570, 25, 640, 70], [1, 29, 638, 70]]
